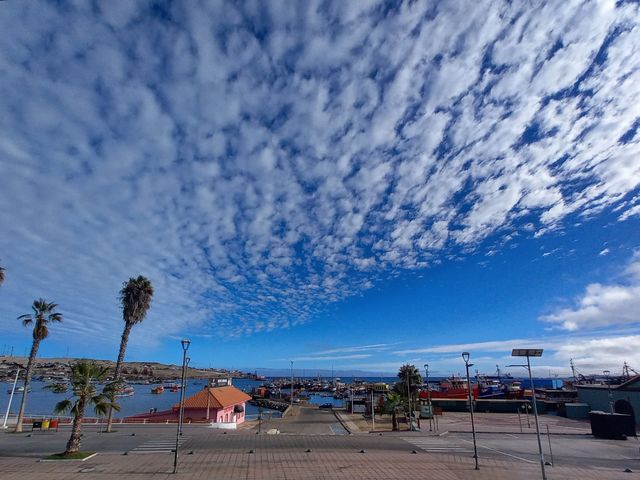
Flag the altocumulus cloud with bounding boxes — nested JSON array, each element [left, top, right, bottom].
[[0, 1, 639, 346]]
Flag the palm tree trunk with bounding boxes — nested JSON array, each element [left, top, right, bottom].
[[15, 339, 40, 433], [65, 400, 85, 455], [392, 412, 398, 431], [105, 322, 132, 432]]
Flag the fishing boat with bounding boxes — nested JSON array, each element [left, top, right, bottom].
[[114, 385, 135, 397], [421, 376, 479, 400], [151, 385, 165, 394]]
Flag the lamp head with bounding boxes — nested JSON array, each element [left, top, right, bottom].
[[181, 338, 191, 351], [462, 352, 470, 363]]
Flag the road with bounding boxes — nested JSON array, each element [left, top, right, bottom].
[[0, 407, 638, 473]]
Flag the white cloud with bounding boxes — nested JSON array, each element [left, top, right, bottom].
[[0, 1, 639, 352], [542, 253, 640, 331]]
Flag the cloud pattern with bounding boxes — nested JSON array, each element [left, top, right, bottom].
[[1, 1, 639, 347]]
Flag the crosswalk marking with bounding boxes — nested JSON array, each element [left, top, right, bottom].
[[401, 437, 473, 454], [129, 436, 191, 454]]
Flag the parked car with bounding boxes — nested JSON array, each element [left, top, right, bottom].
[[319, 403, 333, 409]]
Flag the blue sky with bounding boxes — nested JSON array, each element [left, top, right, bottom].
[[1, 0, 639, 377]]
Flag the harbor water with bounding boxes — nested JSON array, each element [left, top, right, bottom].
[[2, 378, 277, 420]]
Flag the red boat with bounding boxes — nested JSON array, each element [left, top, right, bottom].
[[419, 377, 479, 400]]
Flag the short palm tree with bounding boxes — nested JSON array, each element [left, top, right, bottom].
[[55, 361, 119, 455], [396, 363, 422, 403], [14, 299, 63, 432], [382, 392, 403, 431], [105, 275, 153, 432]]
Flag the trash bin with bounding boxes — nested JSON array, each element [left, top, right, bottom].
[[42, 419, 50, 430], [49, 419, 59, 431], [589, 411, 636, 439]]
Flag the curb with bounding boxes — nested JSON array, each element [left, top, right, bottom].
[[332, 411, 352, 434], [40, 452, 98, 462], [447, 429, 591, 436]]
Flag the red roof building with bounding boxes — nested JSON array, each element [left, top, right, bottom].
[[177, 385, 252, 423], [126, 383, 252, 425]]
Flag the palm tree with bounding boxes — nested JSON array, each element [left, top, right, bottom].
[[55, 361, 119, 455], [382, 392, 403, 431], [105, 275, 153, 432], [396, 363, 422, 400], [0, 261, 5, 286], [15, 299, 63, 432]]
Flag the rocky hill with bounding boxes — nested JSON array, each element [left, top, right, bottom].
[[0, 356, 254, 383]]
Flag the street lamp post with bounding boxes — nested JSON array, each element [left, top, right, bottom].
[[290, 361, 294, 410], [511, 348, 546, 480], [603, 370, 614, 414], [173, 339, 190, 475], [2, 369, 20, 429], [406, 371, 413, 431], [424, 364, 432, 432], [461, 352, 479, 470]]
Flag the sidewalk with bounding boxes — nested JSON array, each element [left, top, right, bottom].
[[0, 448, 634, 479], [336, 410, 593, 435]]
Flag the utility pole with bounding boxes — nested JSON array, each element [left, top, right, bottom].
[[290, 361, 294, 409]]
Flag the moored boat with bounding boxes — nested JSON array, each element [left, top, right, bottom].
[[115, 385, 135, 397], [151, 385, 165, 394]]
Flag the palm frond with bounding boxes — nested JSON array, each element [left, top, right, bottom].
[[18, 314, 33, 326], [54, 399, 73, 414]]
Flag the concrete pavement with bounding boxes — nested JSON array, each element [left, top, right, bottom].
[[1, 407, 638, 479]]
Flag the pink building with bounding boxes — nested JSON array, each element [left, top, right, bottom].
[[179, 385, 252, 423], [126, 384, 252, 424]]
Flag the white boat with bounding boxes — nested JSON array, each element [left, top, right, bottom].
[[114, 385, 135, 397], [7, 386, 30, 394]]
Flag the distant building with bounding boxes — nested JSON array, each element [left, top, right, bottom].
[[576, 375, 640, 425]]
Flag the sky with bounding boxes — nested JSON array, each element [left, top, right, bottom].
[[0, 0, 639, 378]]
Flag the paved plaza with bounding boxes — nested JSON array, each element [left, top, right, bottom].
[[0, 407, 638, 479]]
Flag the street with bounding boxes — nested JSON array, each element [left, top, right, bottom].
[[0, 407, 639, 479]]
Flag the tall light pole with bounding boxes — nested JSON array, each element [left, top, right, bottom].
[[406, 370, 413, 431], [2, 369, 20, 429], [462, 352, 479, 470], [370, 387, 375, 431], [511, 348, 546, 480], [173, 339, 190, 475], [290, 361, 294, 409], [424, 364, 432, 431], [603, 370, 614, 414]]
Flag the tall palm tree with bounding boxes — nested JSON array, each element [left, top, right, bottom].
[[0, 261, 5, 286], [105, 275, 153, 432], [15, 299, 63, 432], [55, 361, 119, 455]]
